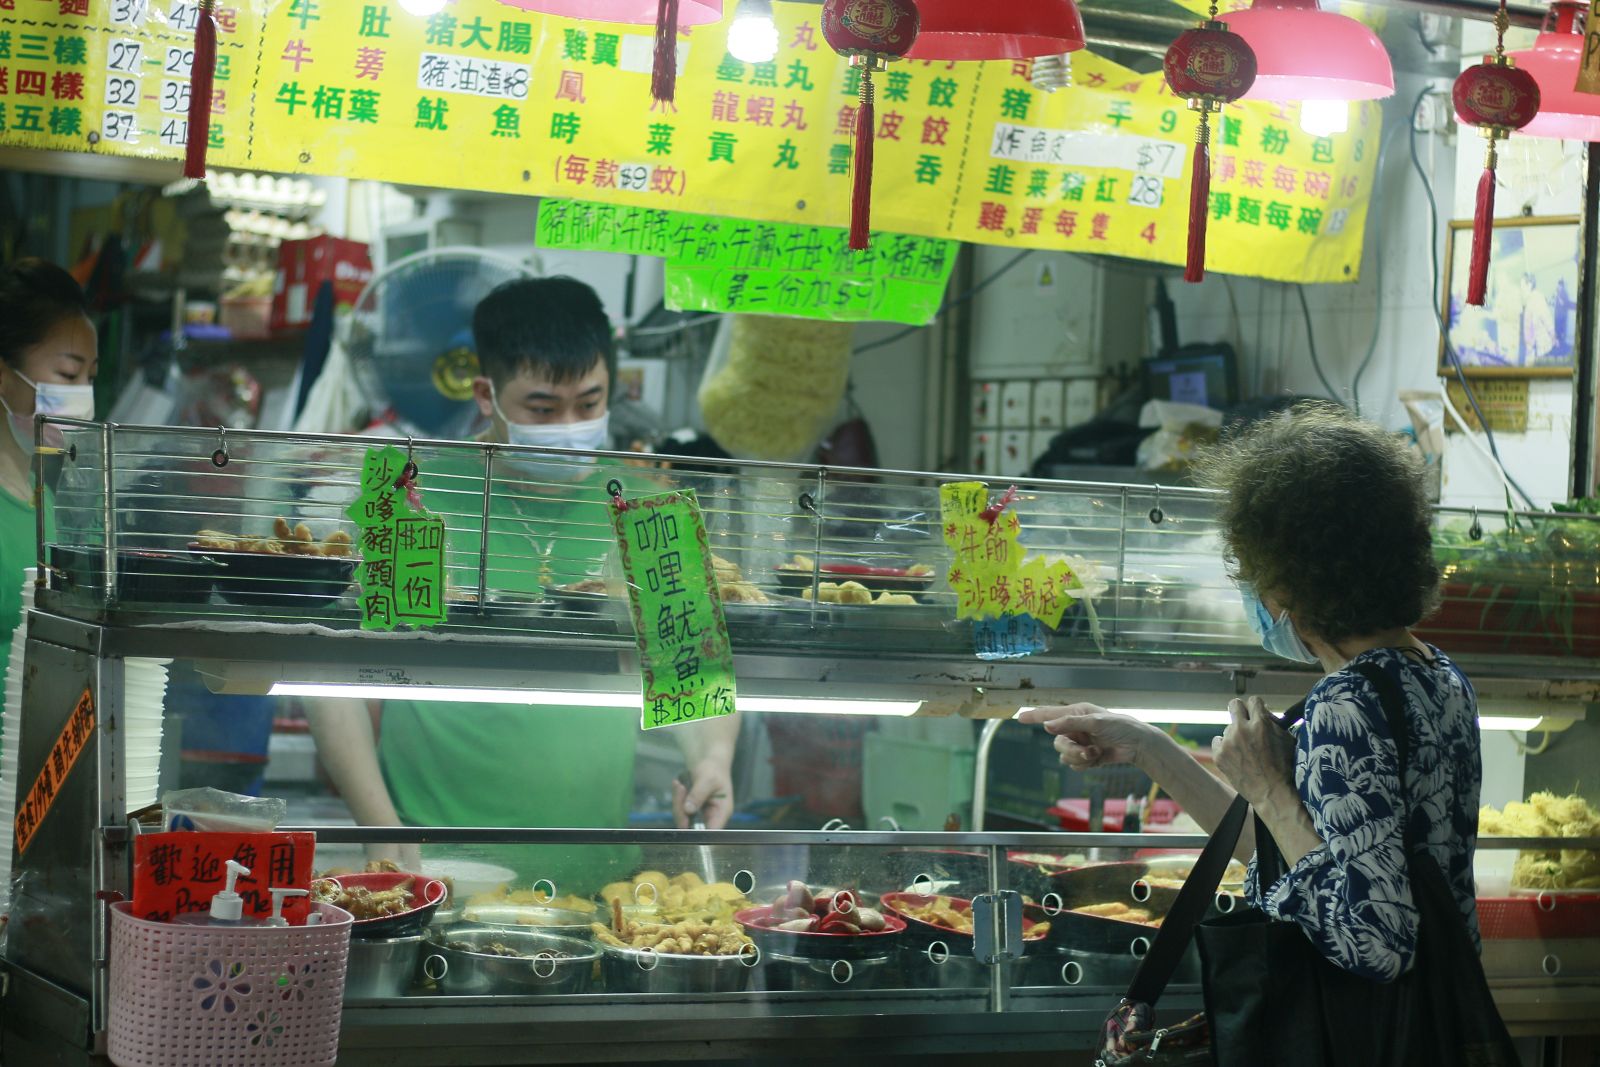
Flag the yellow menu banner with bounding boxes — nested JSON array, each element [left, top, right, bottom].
[[1, 0, 1379, 283]]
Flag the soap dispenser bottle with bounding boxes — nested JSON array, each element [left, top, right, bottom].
[[176, 860, 255, 926], [264, 888, 310, 927]]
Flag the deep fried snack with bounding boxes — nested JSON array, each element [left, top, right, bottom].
[[311, 876, 415, 920]]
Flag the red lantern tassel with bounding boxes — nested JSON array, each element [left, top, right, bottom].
[[849, 65, 876, 251], [1184, 110, 1212, 284], [183, 0, 217, 179], [652, 0, 680, 105], [1467, 139, 1498, 307]]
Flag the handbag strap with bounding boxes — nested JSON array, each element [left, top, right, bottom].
[[1125, 791, 1250, 1005]]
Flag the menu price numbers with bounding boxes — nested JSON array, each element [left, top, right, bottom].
[[168, 0, 201, 32], [161, 80, 192, 116], [107, 40, 144, 74], [105, 76, 139, 108], [649, 686, 734, 728], [101, 111, 139, 144], [1128, 175, 1164, 209], [166, 47, 195, 79], [111, 0, 148, 25], [159, 117, 189, 147], [619, 164, 652, 193], [1134, 141, 1180, 179]]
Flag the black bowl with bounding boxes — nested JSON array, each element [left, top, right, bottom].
[[200, 547, 356, 609], [50, 544, 221, 604]]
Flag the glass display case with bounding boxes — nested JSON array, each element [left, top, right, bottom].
[[2, 421, 1597, 1064]]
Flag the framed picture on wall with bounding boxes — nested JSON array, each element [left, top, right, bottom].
[[1440, 215, 1580, 377]]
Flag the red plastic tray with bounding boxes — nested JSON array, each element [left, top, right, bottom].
[[1475, 893, 1600, 940]]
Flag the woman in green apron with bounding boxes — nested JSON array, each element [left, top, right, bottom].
[[0, 260, 97, 718]]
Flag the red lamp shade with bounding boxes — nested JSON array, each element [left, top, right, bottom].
[[494, 0, 721, 24], [904, 0, 1085, 61], [1221, 0, 1393, 102], [1510, 1, 1600, 141]]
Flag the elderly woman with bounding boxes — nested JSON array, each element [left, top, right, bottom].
[[1021, 404, 1481, 983]]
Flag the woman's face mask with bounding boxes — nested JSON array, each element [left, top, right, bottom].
[[2, 368, 95, 455], [1239, 582, 1319, 664]]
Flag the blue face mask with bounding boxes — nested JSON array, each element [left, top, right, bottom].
[[1239, 583, 1319, 664]]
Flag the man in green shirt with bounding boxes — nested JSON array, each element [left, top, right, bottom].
[[306, 278, 738, 893]]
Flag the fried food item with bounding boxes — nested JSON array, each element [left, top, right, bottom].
[[892, 894, 1052, 941], [197, 520, 354, 559], [311, 877, 416, 920], [720, 580, 770, 605], [466, 886, 597, 915], [874, 591, 917, 606], [1074, 903, 1156, 925], [592, 914, 754, 956], [598, 871, 751, 922], [564, 578, 610, 595], [802, 580, 873, 605], [907, 564, 935, 577]]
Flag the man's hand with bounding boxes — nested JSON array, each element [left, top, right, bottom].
[[674, 757, 735, 829], [1211, 696, 1298, 810]]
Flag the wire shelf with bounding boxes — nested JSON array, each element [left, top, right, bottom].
[[32, 420, 1600, 671]]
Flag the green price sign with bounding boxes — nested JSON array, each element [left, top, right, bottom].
[[609, 489, 738, 731], [346, 446, 447, 632], [537, 198, 957, 326]]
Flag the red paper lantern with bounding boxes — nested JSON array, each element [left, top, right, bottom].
[[822, 0, 920, 251], [1163, 4, 1257, 283], [182, 0, 219, 179], [1453, 1, 1541, 306]]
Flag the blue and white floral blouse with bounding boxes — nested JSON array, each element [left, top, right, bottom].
[[1244, 645, 1483, 982]]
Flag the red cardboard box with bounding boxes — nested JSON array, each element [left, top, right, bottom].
[[270, 237, 373, 333]]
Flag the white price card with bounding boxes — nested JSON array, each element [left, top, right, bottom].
[[160, 80, 192, 116], [110, 0, 149, 26], [101, 111, 141, 145], [1127, 175, 1165, 209], [106, 39, 145, 74]]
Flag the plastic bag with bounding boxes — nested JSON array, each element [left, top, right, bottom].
[[161, 787, 286, 833]]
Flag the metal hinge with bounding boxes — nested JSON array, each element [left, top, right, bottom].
[[971, 890, 1024, 965]]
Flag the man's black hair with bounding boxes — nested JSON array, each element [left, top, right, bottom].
[[472, 276, 616, 388]]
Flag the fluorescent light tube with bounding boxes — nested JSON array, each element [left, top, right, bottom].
[[1018, 707, 1548, 732], [270, 683, 919, 716]]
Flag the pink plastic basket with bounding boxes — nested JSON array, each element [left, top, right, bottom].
[[108, 901, 353, 1067]]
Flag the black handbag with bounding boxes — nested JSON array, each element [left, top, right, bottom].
[[1097, 662, 1521, 1067]]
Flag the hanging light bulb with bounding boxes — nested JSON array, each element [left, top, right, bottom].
[[398, 0, 448, 15], [1298, 99, 1349, 137], [1031, 53, 1073, 92], [728, 0, 780, 63]]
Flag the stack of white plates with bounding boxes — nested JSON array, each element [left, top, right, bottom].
[[0, 570, 35, 917], [123, 658, 170, 812]]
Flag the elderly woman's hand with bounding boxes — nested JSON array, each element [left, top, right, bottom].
[[1211, 696, 1298, 810], [1017, 704, 1157, 771]]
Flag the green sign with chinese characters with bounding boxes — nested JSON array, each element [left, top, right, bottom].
[[610, 490, 738, 731], [536, 199, 956, 325], [346, 446, 448, 632]]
